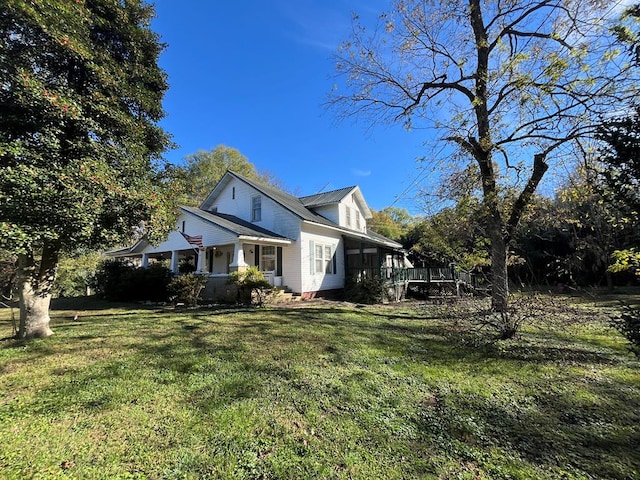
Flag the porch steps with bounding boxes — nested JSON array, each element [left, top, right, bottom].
[[272, 287, 302, 303]]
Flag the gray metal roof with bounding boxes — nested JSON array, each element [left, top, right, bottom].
[[215, 171, 404, 251], [227, 171, 339, 228], [299, 186, 356, 207], [180, 206, 292, 241]]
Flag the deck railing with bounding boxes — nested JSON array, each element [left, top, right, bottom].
[[347, 266, 477, 285]]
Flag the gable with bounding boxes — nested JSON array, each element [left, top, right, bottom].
[[196, 170, 391, 245]]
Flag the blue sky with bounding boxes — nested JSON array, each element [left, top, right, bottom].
[[151, 0, 433, 213]]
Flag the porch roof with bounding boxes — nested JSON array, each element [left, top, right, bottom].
[[339, 227, 405, 251], [180, 206, 293, 243], [104, 238, 148, 257]]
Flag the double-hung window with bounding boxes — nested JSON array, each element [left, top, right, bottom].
[[311, 242, 335, 274], [261, 245, 276, 272], [251, 196, 261, 222]]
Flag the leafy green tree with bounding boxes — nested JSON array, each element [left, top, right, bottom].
[[404, 200, 490, 271], [512, 170, 639, 287], [596, 108, 640, 215], [609, 249, 640, 278], [53, 252, 103, 298], [368, 207, 414, 241], [330, 0, 639, 333], [183, 146, 283, 205], [0, 0, 176, 338]]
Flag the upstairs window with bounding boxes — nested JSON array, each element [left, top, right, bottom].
[[355, 210, 361, 230], [345, 206, 351, 227], [251, 196, 261, 222]]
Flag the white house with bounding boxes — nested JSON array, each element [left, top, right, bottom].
[[108, 170, 408, 299]]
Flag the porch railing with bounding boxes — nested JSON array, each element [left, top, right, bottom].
[[347, 266, 478, 286]]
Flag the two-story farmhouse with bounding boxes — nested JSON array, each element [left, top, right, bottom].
[[108, 170, 409, 299]]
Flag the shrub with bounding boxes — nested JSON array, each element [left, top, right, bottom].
[[344, 276, 386, 304], [611, 304, 640, 358], [178, 258, 197, 274], [94, 259, 171, 302], [227, 266, 273, 306], [168, 274, 208, 307], [93, 259, 135, 300]]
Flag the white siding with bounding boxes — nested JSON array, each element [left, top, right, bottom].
[[311, 204, 339, 224], [282, 237, 303, 293], [299, 224, 345, 293], [206, 177, 300, 240], [139, 212, 237, 255], [339, 193, 367, 233]]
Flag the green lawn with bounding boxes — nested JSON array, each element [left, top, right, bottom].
[[0, 296, 639, 479]]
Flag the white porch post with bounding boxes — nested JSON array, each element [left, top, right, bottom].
[[141, 253, 149, 269], [197, 248, 206, 273], [170, 250, 179, 273], [229, 242, 248, 272]]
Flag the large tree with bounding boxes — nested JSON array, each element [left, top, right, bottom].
[[0, 0, 176, 338], [183, 146, 283, 206], [331, 0, 638, 325], [596, 108, 640, 214], [368, 206, 414, 240]]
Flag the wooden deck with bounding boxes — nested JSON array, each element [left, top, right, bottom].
[[348, 266, 486, 298]]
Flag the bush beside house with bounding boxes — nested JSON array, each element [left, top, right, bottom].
[[94, 260, 172, 302]]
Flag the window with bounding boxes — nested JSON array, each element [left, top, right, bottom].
[[355, 211, 360, 230], [315, 244, 323, 273], [232, 187, 235, 199], [345, 206, 351, 227], [181, 221, 185, 233], [261, 245, 276, 272], [251, 196, 261, 222], [324, 245, 333, 273], [311, 242, 335, 274]]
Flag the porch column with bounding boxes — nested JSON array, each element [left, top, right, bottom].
[[170, 250, 179, 273], [229, 242, 248, 272], [196, 248, 206, 273], [141, 253, 149, 269]]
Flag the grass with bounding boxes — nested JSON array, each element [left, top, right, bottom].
[[0, 294, 639, 479]]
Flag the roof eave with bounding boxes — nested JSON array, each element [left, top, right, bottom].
[[301, 220, 403, 250]]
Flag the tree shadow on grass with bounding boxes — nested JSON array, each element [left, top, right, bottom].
[[413, 368, 640, 479], [3, 300, 639, 479]]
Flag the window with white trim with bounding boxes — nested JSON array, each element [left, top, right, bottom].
[[261, 245, 276, 272], [355, 210, 360, 230], [251, 195, 261, 222], [345, 206, 351, 227], [311, 241, 335, 274]]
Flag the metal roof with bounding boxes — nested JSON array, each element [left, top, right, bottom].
[[180, 206, 292, 241], [298, 186, 356, 207], [199, 171, 404, 251]]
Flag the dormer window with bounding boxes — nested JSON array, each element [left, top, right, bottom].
[[355, 210, 360, 230], [251, 196, 262, 222], [346, 206, 351, 227]]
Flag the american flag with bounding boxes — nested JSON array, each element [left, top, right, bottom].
[[180, 232, 204, 251]]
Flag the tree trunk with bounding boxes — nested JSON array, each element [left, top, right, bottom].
[[490, 229, 509, 313], [16, 241, 59, 339]]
